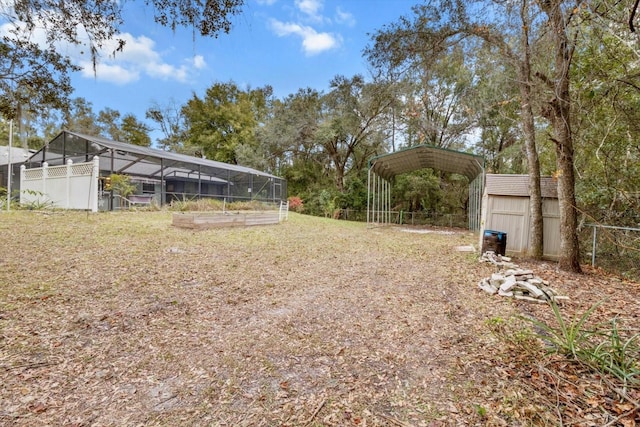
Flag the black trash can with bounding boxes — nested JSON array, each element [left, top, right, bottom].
[[482, 230, 507, 256]]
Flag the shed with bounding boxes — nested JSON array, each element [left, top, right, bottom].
[[480, 174, 560, 259]]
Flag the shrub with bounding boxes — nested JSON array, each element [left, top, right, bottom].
[[288, 196, 304, 213]]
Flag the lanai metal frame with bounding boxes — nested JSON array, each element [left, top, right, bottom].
[[24, 130, 287, 209]]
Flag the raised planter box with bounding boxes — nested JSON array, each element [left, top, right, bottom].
[[172, 211, 281, 229]]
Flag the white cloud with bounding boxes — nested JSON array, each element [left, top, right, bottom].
[[270, 19, 340, 55], [79, 61, 140, 84], [295, 0, 323, 17], [335, 6, 355, 27], [77, 33, 201, 85], [1, 17, 203, 86], [192, 55, 207, 70]]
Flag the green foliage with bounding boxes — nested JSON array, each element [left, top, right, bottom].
[[393, 170, 441, 212], [335, 174, 368, 210], [120, 114, 152, 147], [316, 75, 391, 192], [168, 198, 273, 212], [301, 188, 339, 217], [486, 316, 539, 352], [0, 34, 78, 122], [182, 82, 272, 163], [94, 108, 152, 145], [590, 318, 640, 387], [522, 301, 601, 359], [108, 174, 136, 199], [1, 0, 243, 123], [16, 189, 54, 210], [571, 21, 640, 227], [320, 190, 337, 217], [522, 300, 640, 388]]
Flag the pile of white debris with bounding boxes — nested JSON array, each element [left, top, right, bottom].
[[478, 252, 569, 304]]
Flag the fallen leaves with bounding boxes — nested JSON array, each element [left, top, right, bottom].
[[0, 212, 638, 426]]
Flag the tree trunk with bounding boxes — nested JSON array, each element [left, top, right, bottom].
[[519, 0, 544, 259], [520, 82, 544, 259], [542, 0, 582, 273]]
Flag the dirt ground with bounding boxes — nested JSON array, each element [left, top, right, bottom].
[[0, 211, 638, 426]]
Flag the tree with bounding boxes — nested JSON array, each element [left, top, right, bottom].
[[96, 108, 151, 146], [471, 50, 523, 174], [120, 114, 152, 147], [0, 36, 77, 124], [571, 7, 640, 226], [146, 100, 187, 152], [255, 88, 327, 196], [365, 0, 551, 263], [404, 46, 476, 150], [97, 108, 123, 141], [316, 75, 391, 192], [62, 98, 102, 135], [181, 82, 272, 163], [0, 0, 244, 122], [535, 0, 582, 272]]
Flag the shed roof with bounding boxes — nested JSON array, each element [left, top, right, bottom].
[[485, 174, 558, 198], [368, 144, 484, 181]]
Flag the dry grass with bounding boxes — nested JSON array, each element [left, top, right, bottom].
[[0, 211, 638, 426]]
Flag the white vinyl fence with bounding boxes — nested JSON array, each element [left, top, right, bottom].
[[20, 157, 100, 212], [279, 200, 289, 222]]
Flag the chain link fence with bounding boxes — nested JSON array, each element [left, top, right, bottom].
[[334, 209, 469, 229], [580, 224, 640, 280]]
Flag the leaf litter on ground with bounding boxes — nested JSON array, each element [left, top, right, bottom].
[[0, 211, 638, 426]]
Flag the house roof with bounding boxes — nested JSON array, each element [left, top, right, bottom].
[[485, 174, 558, 198], [368, 144, 485, 181], [0, 145, 32, 166]]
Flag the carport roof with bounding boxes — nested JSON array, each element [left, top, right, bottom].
[[368, 145, 484, 181]]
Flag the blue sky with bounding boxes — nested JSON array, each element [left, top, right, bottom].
[[67, 0, 418, 142]]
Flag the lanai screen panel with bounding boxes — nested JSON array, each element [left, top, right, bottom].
[[25, 131, 286, 206]]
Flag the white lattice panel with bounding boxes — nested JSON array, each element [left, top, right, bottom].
[[24, 169, 43, 180], [47, 166, 67, 178], [71, 163, 94, 176], [20, 158, 99, 212]]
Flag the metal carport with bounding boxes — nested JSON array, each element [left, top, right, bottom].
[[367, 145, 485, 229]]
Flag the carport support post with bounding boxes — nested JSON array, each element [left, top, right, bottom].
[[374, 171, 379, 223], [380, 175, 384, 223], [366, 168, 370, 225], [387, 178, 391, 224]]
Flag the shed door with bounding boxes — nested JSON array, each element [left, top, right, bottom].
[[485, 196, 529, 255], [542, 198, 560, 259]]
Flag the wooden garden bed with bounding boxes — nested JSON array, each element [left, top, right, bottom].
[[172, 211, 281, 229]]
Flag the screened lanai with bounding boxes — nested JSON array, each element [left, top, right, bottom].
[[23, 131, 286, 210], [367, 144, 485, 230]]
